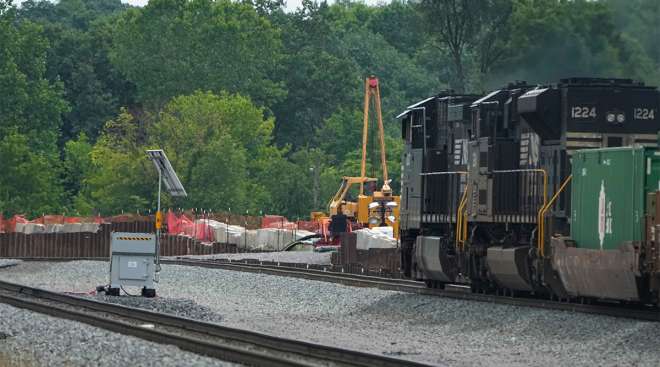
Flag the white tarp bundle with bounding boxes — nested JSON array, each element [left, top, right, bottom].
[[45, 224, 63, 233], [192, 219, 316, 250], [195, 219, 258, 249], [215, 225, 258, 249], [355, 227, 397, 250], [196, 219, 242, 245], [15, 222, 99, 234], [80, 223, 100, 233], [62, 223, 82, 233], [215, 225, 248, 244], [15, 223, 45, 234], [254, 228, 316, 251]]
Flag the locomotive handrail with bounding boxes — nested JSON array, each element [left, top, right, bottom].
[[418, 171, 469, 247], [537, 175, 573, 257], [491, 168, 548, 208], [456, 182, 470, 249], [456, 169, 548, 250], [420, 171, 468, 176]]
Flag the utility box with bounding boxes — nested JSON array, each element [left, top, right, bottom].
[[107, 232, 157, 297], [570, 146, 660, 250]]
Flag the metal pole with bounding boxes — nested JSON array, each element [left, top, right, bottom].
[[156, 168, 162, 274], [360, 77, 370, 195]]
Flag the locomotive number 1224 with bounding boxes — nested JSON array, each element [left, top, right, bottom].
[[634, 108, 656, 120], [571, 106, 597, 119]]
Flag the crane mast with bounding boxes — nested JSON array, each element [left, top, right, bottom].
[[360, 76, 389, 194]]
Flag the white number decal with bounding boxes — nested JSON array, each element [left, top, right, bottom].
[[571, 106, 596, 119], [634, 108, 656, 120]]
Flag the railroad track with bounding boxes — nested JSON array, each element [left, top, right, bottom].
[[6, 257, 660, 320], [0, 280, 434, 367], [162, 257, 660, 322]]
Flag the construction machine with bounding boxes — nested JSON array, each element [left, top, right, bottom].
[[324, 76, 400, 238]]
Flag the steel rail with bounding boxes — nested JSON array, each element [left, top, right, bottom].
[[0, 280, 434, 367], [5, 257, 660, 321], [163, 258, 423, 288], [163, 258, 660, 322]]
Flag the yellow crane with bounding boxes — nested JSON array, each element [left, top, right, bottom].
[[322, 76, 400, 236]]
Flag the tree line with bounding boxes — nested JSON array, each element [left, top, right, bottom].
[[0, 0, 658, 218]]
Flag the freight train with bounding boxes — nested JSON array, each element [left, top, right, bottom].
[[398, 77, 660, 304]]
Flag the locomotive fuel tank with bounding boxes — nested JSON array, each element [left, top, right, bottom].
[[413, 236, 458, 284]]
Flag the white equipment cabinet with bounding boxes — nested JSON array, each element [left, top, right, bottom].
[[107, 232, 157, 297]]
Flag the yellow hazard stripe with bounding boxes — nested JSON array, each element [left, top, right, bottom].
[[116, 236, 153, 241]]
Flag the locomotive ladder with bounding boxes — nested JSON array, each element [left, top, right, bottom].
[[537, 175, 573, 257]]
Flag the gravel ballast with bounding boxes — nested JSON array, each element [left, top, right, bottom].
[[2, 260, 660, 367], [88, 294, 224, 324], [0, 302, 238, 367]]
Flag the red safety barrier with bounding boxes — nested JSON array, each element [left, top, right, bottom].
[[25, 215, 103, 226], [261, 215, 297, 230], [106, 214, 148, 222], [4, 215, 28, 233], [297, 220, 320, 232], [166, 211, 214, 242], [34, 215, 62, 225], [166, 210, 182, 235]]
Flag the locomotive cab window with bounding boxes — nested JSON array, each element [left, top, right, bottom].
[[412, 124, 424, 149], [402, 117, 411, 142], [411, 112, 424, 149]]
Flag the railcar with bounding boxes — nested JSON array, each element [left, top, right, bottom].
[[399, 77, 660, 303]]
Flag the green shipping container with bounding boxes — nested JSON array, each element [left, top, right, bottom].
[[570, 146, 660, 250]]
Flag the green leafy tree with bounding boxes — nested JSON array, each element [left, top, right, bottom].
[[111, 0, 285, 109], [272, 1, 435, 151], [0, 131, 63, 216], [0, 0, 67, 216], [367, 0, 424, 57], [0, 0, 68, 154], [42, 24, 122, 140], [489, 0, 656, 85], [416, 0, 513, 91], [19, 0, 136, 141], [270, 1, 360, 148], [186, 135, 249, 212], [604, 0, 660, 84], [81, 109, 153, 215], [62, 133, 94, 210], [152, 91, 286, 213], [19, 0, 129, 29]]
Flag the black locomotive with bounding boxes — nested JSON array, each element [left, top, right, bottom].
[[398, 77, 660, 303]]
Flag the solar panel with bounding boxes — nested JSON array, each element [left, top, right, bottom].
[[146, 149, 187, 197]]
